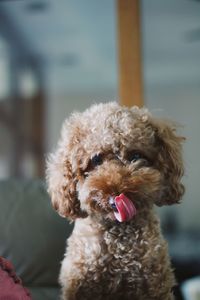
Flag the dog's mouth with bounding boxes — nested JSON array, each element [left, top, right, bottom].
[[109, 194, 137, 222]]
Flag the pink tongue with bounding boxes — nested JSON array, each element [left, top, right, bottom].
[[114, 194, 136, 222]]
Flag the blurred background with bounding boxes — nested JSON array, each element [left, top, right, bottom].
[[0, 0, 200, 299]]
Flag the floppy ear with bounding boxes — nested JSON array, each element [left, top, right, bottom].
[[153, 120, 185, 206], [46, 152, 86, 220]]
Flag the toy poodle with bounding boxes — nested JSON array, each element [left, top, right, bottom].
[[46, 102, 185, 300]]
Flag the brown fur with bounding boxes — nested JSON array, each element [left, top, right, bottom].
[[46, 103, 185, 300]]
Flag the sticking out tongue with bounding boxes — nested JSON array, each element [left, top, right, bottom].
[[114, 194, 136, 222]]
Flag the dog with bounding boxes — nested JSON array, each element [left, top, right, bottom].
[[46, 102, 185, 300]]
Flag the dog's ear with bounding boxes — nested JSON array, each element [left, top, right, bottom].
[[152, 119, 185, 206], [46, 153, 86, 220]]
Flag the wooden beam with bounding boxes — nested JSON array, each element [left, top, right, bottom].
[[117, 0, 144, 107], [32, 90, 45, 178], [0, 104, 15, 128]]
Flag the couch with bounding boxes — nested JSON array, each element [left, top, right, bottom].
[[0, 179, 73, 300]]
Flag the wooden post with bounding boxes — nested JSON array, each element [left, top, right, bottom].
[[117, 0, 144, 107], [32, 89, 45, 178]]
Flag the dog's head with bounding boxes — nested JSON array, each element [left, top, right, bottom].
[[46, 103, 185, 222]]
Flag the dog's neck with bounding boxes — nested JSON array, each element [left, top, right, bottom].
[[73, 208, 159, 237]]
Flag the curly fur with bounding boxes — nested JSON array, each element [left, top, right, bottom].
[[46, 102, 185, 300]]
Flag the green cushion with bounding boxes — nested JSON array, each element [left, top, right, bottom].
[[28, 287, 60, 300], [0, 179, 73, 294]]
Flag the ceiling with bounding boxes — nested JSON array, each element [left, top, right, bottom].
[[0, 0, 199, 94]]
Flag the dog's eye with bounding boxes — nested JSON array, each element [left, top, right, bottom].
[[127, 151, 144, 162], [91, 154, 103, 167], [83, 154, 103, 177]]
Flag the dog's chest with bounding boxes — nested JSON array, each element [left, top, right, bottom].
[[67, 221, 149, 299], [64, 218, 172, 300], [72, 219, 145, 275], [102, 225, 144, 273]]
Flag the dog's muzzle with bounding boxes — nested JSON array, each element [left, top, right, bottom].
[[109, 194, 137, 222]]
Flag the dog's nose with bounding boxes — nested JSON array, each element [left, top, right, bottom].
[[108, 196, 117, 211]]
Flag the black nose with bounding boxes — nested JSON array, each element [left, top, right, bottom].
[[109, 196, 117, 212]]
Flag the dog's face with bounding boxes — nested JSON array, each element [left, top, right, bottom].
[[47, 103, 185, 222]]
